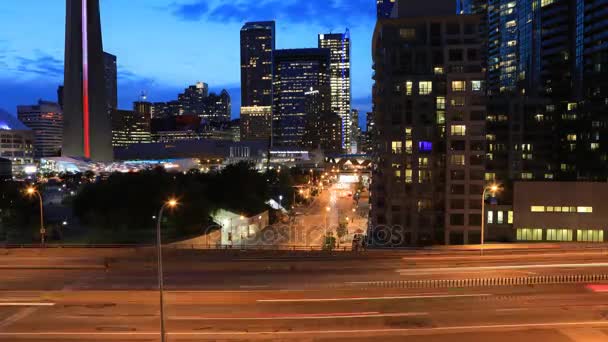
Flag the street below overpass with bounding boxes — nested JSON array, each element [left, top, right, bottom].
[[1, 247, 608, 340]]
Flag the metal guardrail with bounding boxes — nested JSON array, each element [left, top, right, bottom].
[[348, 274, 608, 289], [167, 244, 354, 252]]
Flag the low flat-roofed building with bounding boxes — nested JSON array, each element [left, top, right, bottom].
[[513, 182, 608, 243]]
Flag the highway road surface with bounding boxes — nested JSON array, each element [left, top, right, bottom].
[[1, 248, 608, 340]]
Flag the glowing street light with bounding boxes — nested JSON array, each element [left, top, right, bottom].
[[156, 198, 178, 342], [25, 186, 45, 246]]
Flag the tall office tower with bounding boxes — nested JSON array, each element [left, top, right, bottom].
[[200, 90, 231, 124], [151, 101, 182, 119], [63, 0, 113, 161], [319, 32, 351, 152], [273, 49, 331, 147], [178, 82, 209, 115], [103, 52, 117, 114], [377, 0, 396, 18], [240, 21, 275, 141], [350, 109, 361, 153], [371, 10, 485, 246], [17, 100, 64, 159], [364, 111, 376, 154], [574, 0, 608, 180], [133, 93, 153, 118], [302, 88, 342, 153], [111, 109, 151, 147]]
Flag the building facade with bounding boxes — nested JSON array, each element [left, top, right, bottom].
[[0, 110, 35, 174], [63, 0, 113, 161], [302, 89, 342, 153], [371, 11, 485, 246], [17, 100, 63, 159], [273, 49, 331, 147], [240, 21, 275, 141], [103, 52, 117, 114], [111, 109, 151, 147], [319, 32, 351, 152]]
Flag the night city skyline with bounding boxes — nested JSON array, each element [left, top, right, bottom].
[[0, 0, 376, 126]]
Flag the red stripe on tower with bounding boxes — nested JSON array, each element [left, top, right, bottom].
[[81, 0, 91, 158]]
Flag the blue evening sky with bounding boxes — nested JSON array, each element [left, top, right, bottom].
[[0, 0, 375, 128]]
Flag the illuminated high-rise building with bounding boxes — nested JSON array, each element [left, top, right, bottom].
[[240, 21, 275, 141], [273, 49, 331, 147], [103, 52, 117, 114], [17, 100, 63, 158], [319, 32, 351, 152], [63, 0, 113, 161]]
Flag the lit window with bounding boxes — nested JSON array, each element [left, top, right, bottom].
[[419, 81, 432, 95], [508, 211, 513, 224], [541, 0, 555, 6], [567, 134, 577, 142], [591, 143, 599, 150], [544, 173, 554, 179], [546, 206, 554, 212], [517, 228, 543, 241], [521, 172, 533, 180], [485, 173, 496, 181], [577, 229, 604, 242], [391, 141, 402, 154], [554, 206, 562, 212], [497, 211, 504, 224], [531, 206, 545, 212], [400, 28, 416, 40], [405, 81, 413, 95], [577, 206, 593, 213], [418, 157, 429, 167], [450, 125, 466, 136], [451, 81, 466, 92], [405, 169, 413, 183], [506, 20, 516, 28], [567, 102, 577, 111], [449, 154, 466, 166], [405, 127, 412, 137], [434, 66, 444, 75], [487, 211, 494, 224], [436, 97, 446, 110], [546, 229, 573, 242], [471, 80, 484, 91], [405, 140, 413, 153], [419, 141, 432, 152]]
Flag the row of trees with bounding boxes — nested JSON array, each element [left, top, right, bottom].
[[1, 162, 310, 244], [72, 162, 300, 243]]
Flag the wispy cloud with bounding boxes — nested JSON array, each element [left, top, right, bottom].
[[14, 51, 63, 79], [171, 0, 375, 27]]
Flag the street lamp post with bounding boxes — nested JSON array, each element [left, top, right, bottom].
[[481, 185, 499, 249], [156, 198, 178, 342], [26, 187, 44, 247]]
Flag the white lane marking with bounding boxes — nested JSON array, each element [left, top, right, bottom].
[[169, 312, 429, 320], [2, 321, 608, 337], [0, 303, 55, 306], [257, 293, 491, 303], [495, 308, 529, 312], [0, 307, 41, 330], [396, 262, 608, 274], [239, 285, 270, 289]]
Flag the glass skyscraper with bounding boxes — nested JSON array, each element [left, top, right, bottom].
[[272, 49, 331, 147], [319, 32, 351, 152], [240, 21, 275, 141]]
